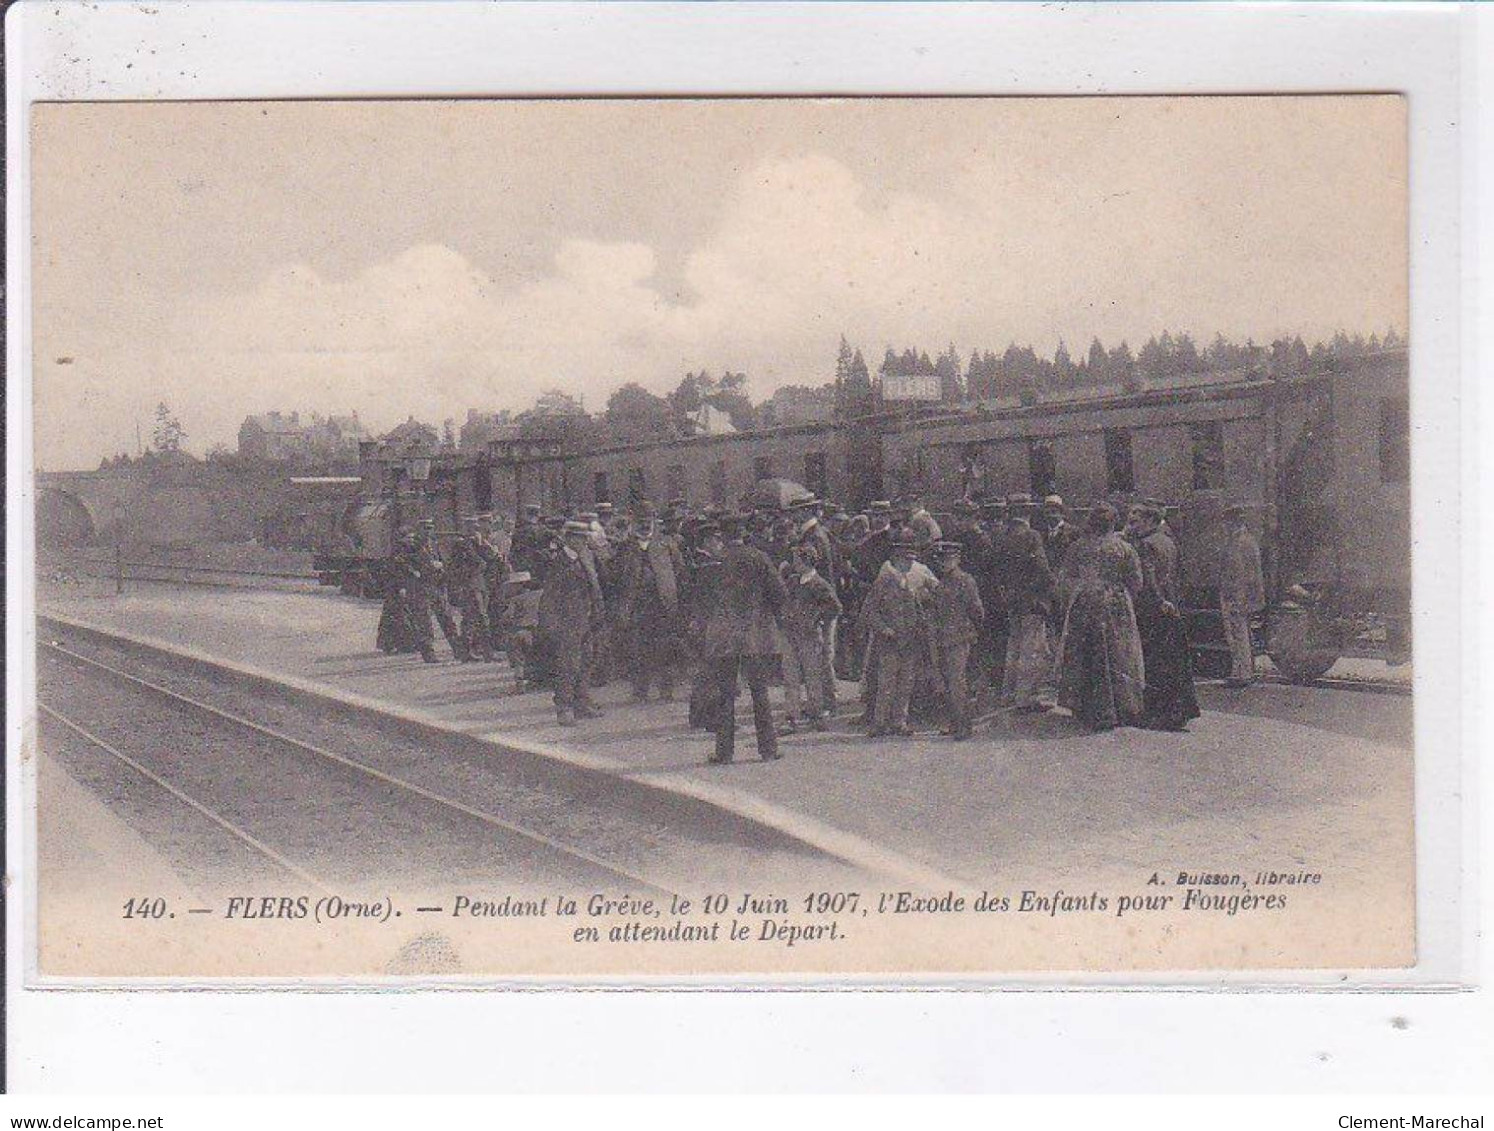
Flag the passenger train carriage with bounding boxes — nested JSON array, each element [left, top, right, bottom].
[[323, 348, 1410, 680]]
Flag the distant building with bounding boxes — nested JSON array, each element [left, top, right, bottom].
[[239, 412, 308, 462], [880, 372, 941, 403], [459, 409, 515, 451], [768, 384, 836, 425], [238, 411, 369, 463], [380, 416, 440, 457], [691, 404, 738, 436]]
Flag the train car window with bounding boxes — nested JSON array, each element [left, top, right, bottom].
[[1380, 395, 1410, 484], [753, 455, 773, 481], [1190, 422, 1225, 490], [1028, 439, 1056, 497], [628, 467, 646, 504], [1104, 428, 1135, 493], [593, 470, 609, 504], [803, 452, 828, 498]]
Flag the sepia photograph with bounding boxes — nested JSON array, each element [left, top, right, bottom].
[[27, 94, 1415, 980]]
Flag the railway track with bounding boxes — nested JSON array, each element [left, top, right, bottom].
[[38, 637, 682, 897]]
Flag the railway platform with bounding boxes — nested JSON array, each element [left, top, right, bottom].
[[34, 583, 1415, 902]]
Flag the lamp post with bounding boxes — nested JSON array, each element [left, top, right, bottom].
[[113, 500, 126, 595]]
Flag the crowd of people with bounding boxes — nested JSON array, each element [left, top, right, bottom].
[[373, 489, 1266, 764]]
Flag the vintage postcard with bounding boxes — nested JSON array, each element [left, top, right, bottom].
[[27, 95, 1415, 981]]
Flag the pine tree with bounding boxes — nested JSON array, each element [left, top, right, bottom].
[[151, 402, 186, 454], [1289, 336, 1311, 373], [965, 350, 986, 400], [1111, 341, 1138, 392], [936, 344, 963, 402], [1087, 338, 1108, 388], [1054, 339, 1075, 389], [1175, 333, 1203, 374]]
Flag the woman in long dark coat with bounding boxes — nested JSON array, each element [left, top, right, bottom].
[[1054, 504, 1146, 730], [375, 538, 419, 654], [1127, 504, 1201, 731]]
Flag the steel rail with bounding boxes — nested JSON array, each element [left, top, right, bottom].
[[38, 701, 333, 893], [41, 639, 677, 897], [54, 557, 322, 581]]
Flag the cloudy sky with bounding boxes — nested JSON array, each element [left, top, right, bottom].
[[31, 96, 1405, 470]]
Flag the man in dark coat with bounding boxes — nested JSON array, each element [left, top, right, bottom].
[[853, 499, 896, 722], [684, 522, 725, 731], [1040, 495, 1080, 571], [692, 518, 787, 764], [975, 498, 1011, 697], [446, 516, 498, 662], [509, 503, 547, 575], [538, 521, 606, 726], [412, 521, 467, 662], [613, 502, 687, 702]]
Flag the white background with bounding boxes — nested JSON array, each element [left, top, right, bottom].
[[5, 0, 1488, 1093]]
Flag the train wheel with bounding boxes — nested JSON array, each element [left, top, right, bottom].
[[1266, 606, 1342, 684]]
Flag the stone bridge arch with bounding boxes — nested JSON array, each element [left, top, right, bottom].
[[36, 486, 98, 546]]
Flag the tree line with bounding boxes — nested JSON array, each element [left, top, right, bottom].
[[835, 327, 1404, 416], [109, 325, 1399, 469]]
